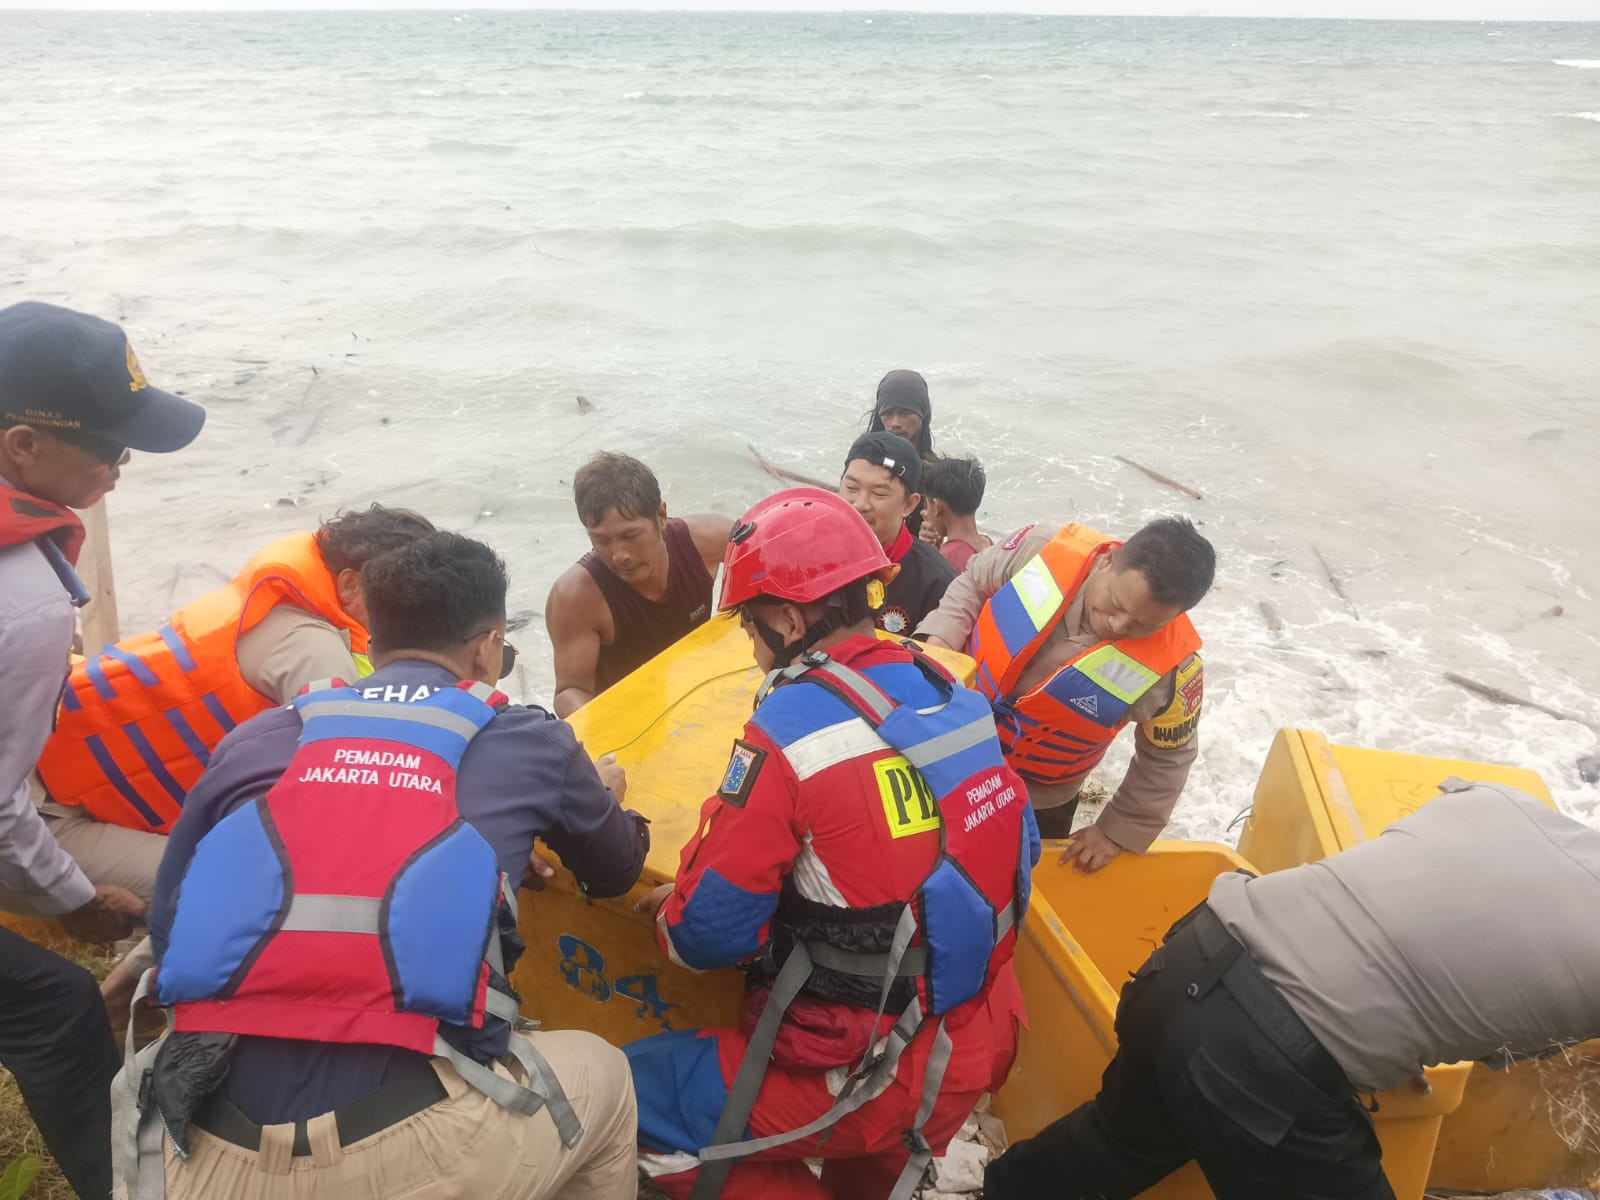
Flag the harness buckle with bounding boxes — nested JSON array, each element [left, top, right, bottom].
[[900, 1127, 931, 1156], [137, 1067, 154, 1110]]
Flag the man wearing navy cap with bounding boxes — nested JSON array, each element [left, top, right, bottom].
[[0, 300, 204, 1198], [839, 431, 956, 636]]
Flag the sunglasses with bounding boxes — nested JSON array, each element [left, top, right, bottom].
[[463, 629, 519, 680], [50, 428, 126, 466]]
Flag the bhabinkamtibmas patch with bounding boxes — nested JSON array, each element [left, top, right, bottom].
[[718, 739, 766, 808], [1146, 655, 1203, 748]]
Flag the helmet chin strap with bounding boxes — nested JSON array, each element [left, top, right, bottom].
[[759, 609, 849, 669]]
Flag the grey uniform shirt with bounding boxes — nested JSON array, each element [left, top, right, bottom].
[[1210, 782, 1600, 1093], [914, 523, 1201, 852], [0, 485, 94, 913]]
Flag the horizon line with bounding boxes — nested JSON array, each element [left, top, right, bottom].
[[4, 5, 1598, 16]]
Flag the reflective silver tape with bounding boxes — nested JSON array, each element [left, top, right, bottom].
[[280, 894, 381, 934], [296, 699, 482, 739]]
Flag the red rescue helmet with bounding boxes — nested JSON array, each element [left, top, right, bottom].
[[718, 488, 898, 612]]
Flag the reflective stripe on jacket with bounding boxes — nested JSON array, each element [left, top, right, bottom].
[[967, 523, 1200, 785]]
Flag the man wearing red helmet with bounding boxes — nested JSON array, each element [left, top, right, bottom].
[[627, 488, 1039, 1200]]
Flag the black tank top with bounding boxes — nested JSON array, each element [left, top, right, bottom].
[[582, 517, 714, 691]]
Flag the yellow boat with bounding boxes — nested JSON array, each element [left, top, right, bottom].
[[4, 619, 1581, 1196], [507, 619, 1486, 1200]]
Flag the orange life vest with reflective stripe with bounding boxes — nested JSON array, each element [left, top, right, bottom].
[[967, 524, 1201, 786], [37, 534, 367, 833]]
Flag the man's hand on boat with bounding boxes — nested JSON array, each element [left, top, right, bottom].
[[1058, 826, 1123, 874], [522, 847, 558, 892], [633, 883, 674, 917], [595, 752, 628, 803], [59, 883, 146, 944]]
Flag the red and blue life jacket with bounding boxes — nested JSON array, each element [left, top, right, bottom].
[[692, 647, 1037, 1200], [774, 650, 1035, 1018], [116, 679, 582, 1200], [159, 679, 519, 1054]]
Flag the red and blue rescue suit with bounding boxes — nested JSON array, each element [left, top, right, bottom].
[[626, 636, 1039, 1200], [118, 680, 583, 1196]]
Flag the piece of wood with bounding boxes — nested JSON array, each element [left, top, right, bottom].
[[747, 444, 832, 490], [1258, 600, 1284, 635], [76, 498, 119, 651], [1444, 672, 1597, 732], [1312, 544, 1360, 621], [1112, 455, 1203, 501]]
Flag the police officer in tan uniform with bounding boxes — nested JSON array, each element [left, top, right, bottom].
[[918, 518, 1213, 872]]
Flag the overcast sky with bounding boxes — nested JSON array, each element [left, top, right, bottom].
[[7, 0, 1599, 14]]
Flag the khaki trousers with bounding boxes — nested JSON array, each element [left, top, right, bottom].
[[155, 1031, 638, 1200], [0, 779, 165, 919], [41, 799, 165, 900]]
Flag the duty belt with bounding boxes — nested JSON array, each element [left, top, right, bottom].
[[193, 1058, 447, 1157], [1182, 904, 1351, 1099]]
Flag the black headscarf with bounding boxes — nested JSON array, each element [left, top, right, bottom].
[[865, 369, 933, 459]]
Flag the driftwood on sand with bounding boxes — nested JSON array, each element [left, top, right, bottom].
[[747, 444, 832, 490], [1311, 544, 1360, 621], [1113, 455, 1203, 501], [1444, 672, 1597, 733]]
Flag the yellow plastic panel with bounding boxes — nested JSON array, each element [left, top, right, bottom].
[[994, 842, 1243, 1200], [511, 619, 975, 1044], [1238, 728, 1553, 874], [1328, 740, 1554, 841], [1428, 1048, 1600, 1192]]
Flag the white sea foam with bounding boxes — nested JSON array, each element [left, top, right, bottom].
[[1553, 58, 1600, 68], [1562, 112, 1600, 122]]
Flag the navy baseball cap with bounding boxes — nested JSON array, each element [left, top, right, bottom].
[[0, 302, 205, 453]]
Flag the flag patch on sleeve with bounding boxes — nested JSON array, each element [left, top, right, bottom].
[[718, 739, 766, 808]]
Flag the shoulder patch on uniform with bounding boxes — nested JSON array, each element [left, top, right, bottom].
[[1002, 523, 1038, 552], [718, 739, 766, 808], [1175, 654, 1203, 716], [1146, 656, 1203, 748]]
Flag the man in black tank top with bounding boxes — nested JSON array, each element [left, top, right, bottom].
[[546, 452, 731, 717]]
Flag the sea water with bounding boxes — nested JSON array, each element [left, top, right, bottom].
[[2, 11, 1597, 839]]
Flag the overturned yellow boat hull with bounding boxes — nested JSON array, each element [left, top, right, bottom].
[[512, 621, 1471, 1199]]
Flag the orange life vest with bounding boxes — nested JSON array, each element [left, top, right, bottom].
[[967, 524, 1201, 786], [37, 533, 367, 833]]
